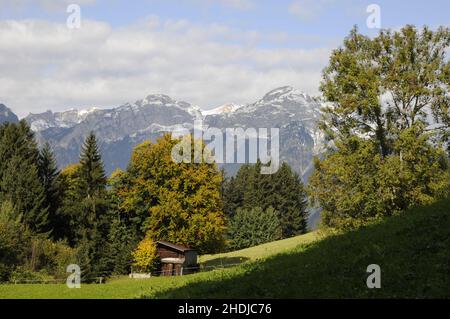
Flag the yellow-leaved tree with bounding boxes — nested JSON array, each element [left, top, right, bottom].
[[132, 236, 158, 272], [114, 134, 225, 254]]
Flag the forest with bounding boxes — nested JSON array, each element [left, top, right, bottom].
[[0, 126, 309, 282]]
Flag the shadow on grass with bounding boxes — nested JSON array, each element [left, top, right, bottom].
[[200, 257, 250, 270], [153, 199, 450, 299]]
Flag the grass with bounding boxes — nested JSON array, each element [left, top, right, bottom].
[[198, 231, 319, 267], [1, 198, 449, 298], [0, 228, 319, 299]]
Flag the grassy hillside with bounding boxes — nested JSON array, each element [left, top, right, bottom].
[[156, 198, 450, 298], [1, 198, 449, 299], [0, 227, 318, 299], [199, 231, 319, 267]]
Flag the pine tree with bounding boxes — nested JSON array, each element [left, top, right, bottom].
[[77, 132, 110, 278], [106, 216, 138, 275], [227, 207, 282, 250], [38, 142, 61, 237], [223, 161, 308, 238], [0, 121, 48, 233], [271, 163, 308, 237], [79, 132, 107, 199], [58, 132, 111, 279]]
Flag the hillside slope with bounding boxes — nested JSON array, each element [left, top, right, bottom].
[[156, 198, 450, 298], [1, 199, 448, 299], [199, 231, 319, 267]]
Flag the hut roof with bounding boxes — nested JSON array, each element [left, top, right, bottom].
[[156, 241, 195, 252]]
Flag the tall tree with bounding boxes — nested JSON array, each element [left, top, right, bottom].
[[115, 134, 226, 254], [79, 132, 107, 199], [38, 142, 60, 237], [223, 161, 308, 237], [0, 121, 48, 233], [320, 25, 450, 156], [309, 25, 450, 228], [58, 133, 111, 280], [77, 132, 110, 279], [270, 163, 308, 237]]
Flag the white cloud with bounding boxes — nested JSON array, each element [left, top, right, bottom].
[[0, 17, 330, 117], [0, 0, 97, 12], [213, 0, 254, 10], [289, 0, 336, 21], [183, 0, 255, 10]]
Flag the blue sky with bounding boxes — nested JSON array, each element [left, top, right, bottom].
[[3, 0, 449, 44], [0, 0, 449, 116]]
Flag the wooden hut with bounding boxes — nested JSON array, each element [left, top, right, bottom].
[[156, 241, 198, 276]]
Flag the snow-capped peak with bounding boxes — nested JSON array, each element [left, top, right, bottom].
[[261, 86, 313, 104], [123, 93, 202, 120], [202, 103, 242, 117], [27, 107, 101, 132], [235, 86, 317, 114], [137, 94, 174, 107], [78, 106, 100, 117]]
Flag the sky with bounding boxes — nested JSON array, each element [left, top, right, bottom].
[[0, 0, 449, 117]]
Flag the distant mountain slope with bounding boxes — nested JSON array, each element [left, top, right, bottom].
[[0, 104, 19, 124], [25, 87, 325, 179], [204, 86, 325, 177]]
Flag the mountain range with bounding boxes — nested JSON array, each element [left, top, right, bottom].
[[2, 86, 326, 227], [21, 86, 325, 176]]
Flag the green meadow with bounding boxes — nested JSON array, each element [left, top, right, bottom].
[[1, 198, 449, 299]]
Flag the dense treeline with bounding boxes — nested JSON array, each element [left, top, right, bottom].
[[0, 121, 76, 282], [223, 161, 308, 250]]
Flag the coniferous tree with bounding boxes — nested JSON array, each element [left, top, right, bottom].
[[227, 207, 282, 250], [79, 132, 107, 199], [38, 142, 61, 237], [0, 121, 48, 233], [58, 132, 111, 281], [269, 163, 308, 237], [105, 216, 138, 275], [223, 161, 308, 238], [77, 132, 110, 280]]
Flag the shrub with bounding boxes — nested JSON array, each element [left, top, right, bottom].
[[9, 267, 54, 284], [132, 236, 158, 273], [29, 238, 77, 279], [227, 207, 282, 251], [0, 201, 32, 282]]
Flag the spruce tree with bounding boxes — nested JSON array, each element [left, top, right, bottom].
[[38, 142, 61, 237], [272, 163, 308, 237], [0, 121, 48, 233], [79, 132, 110, 278], [223, 161, 308, 238], [58, 132, 111, 280], [227, 207, 282, 250], [79, 132, 107, 199]]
